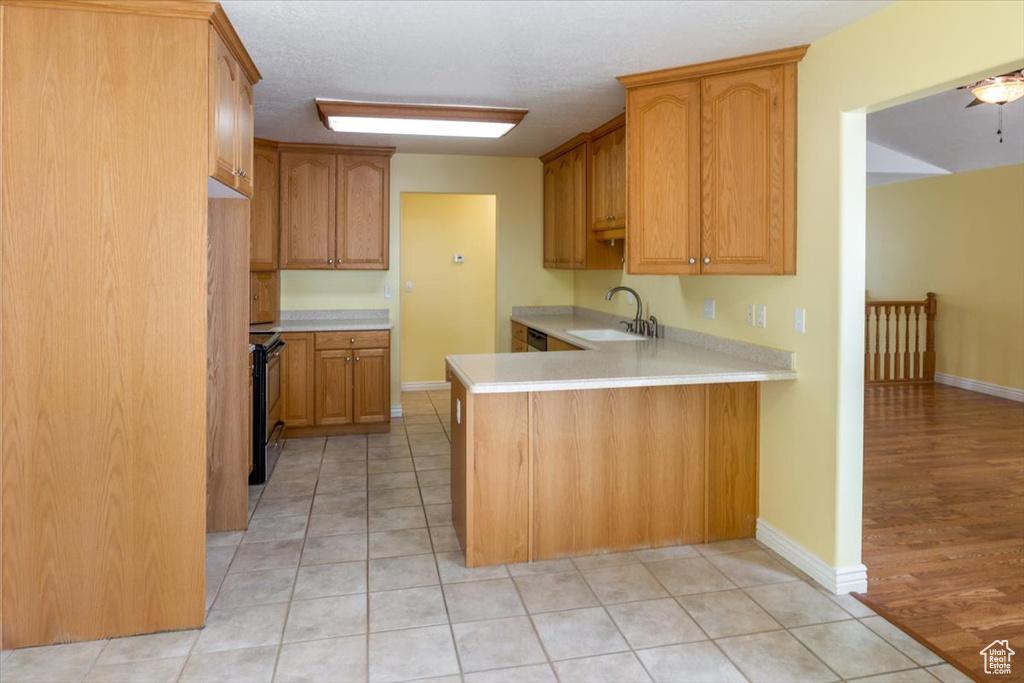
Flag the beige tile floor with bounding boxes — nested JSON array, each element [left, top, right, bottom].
[[0, 390, 973, 683]]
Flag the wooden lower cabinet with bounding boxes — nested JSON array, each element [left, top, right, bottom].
[[547, 337, 583, 352], [284, 331, 391, 435], [449, 371, 759, 567]]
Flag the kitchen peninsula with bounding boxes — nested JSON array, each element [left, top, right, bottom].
[[445, 309, 796, 567]]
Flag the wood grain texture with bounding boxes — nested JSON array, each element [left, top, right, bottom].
[[337, 154, 389, 270], [859, 384, 1024, 683], [353, 347, 389, 423], [208, 28, 238, 190], [626, 78, 701, 275], [249, 142, 279, 270], [248, 271, 278, 325], [233, 74, 254, 197], [1, 5, 207, 647], [700, 66, 786, 275], [542, 161, 557, 268], [547, 337, 583, 352], [315, 350, 354, 426], [706, 383, 759, 540], [531, 386, 706, 559], [207, 199, 250, 533], [470, 392, 530, 566], [511, 339, 528, 353], [617, 44, 807, 88], [279, 152, 335, 269], [545, 145, 586, 269], [511, 321, 528, 343], [449, 373, 469, 555], [281, 333, 315, 427], [315, 331, 389, 350]]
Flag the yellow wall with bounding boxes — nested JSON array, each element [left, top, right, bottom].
[[281, 154, 574, 409], [400, 194, 497, 384], [867, 165, 1024, 390], [575, 1, 1024, 568]]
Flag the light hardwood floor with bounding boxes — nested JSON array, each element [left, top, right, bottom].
[[860, 383, 1024, 682]]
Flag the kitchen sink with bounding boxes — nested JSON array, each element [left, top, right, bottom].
[[566, 328, 647, 342]]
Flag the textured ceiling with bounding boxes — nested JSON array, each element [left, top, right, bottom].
[[221, 0, 889, 157], [868, 86, 1024, 185]]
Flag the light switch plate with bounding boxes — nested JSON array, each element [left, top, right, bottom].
[[746, 304, 755, 327], [384, 285, 393, 299], [794, 307, 806, 334], [453, 254, 465, 263], [405, 281, 413, 292], [703, 299, 716, 320], [755, 304, 767, 329]]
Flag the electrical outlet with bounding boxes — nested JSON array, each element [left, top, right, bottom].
[[794, 307, 806, 334], [703, 299, 716, 320], [756, 304, 767, 329], [405, 281, 414, 292], [384, 285, 393, 299], [746, 304, 755, 327]]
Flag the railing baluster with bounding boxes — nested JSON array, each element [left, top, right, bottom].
[[864, 304, 871, 382], [864, 294, 936, 384], [884, 305, 892, 381], [913, 304, 921, 380], [903, 305, 911, 380], [873, 305, 881, 382]]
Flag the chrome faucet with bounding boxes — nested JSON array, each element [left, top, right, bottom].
[[605, 286, 658, 338]]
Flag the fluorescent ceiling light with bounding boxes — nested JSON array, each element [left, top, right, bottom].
[[316, 99, 527, 139]]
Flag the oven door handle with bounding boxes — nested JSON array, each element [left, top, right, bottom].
[[268, 421, 285, 450], [267, 341, 286, 362]]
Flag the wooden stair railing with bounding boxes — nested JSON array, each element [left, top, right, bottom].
[[865, 293, 937, 384]]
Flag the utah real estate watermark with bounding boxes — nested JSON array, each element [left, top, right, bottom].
[[980, 640, 1015, 676]]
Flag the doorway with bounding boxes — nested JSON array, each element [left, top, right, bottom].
[[400, 193, 497, 388]]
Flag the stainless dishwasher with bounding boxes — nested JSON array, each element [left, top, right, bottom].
[[526, 327, 548, 352]]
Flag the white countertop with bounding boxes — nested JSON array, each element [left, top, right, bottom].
[[446, 313, 796, 394]]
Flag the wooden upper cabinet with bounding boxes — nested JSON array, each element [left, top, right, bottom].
[[280, 152, 336, 268], [701, 65, 795, 275], [337, 155, 389, 270], [590, 122, 626, 231], [626, 79, 701, 275], [208, 28, 255, 197], [619, 45, 804, 276], [542, 161, 558, 268], [278, 146, 393, 271], [250, 142, 279, 270], [540, 116, 625, 272]]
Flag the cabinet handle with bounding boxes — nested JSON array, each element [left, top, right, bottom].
[[345, 357, 351, 362], [703, 257, 711, 264], [253, 294, 259, 300], [688, 257, 695, 265], [355, 357, 361, 362]]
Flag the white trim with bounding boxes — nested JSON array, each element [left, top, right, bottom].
[[390, 406, 403, 418], [935, 373, 1024, 403], [401, 381, 451, 392], [756, 519, 868, 595]]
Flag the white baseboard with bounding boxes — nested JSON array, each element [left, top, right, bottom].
[[401, 381, 451, 392], [756, 519, 868, 595], [934, 373, 1024, 403], [390, 406, 403, 418]]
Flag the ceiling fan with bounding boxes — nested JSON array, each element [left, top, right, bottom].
[[958, 70, 1024, 143]]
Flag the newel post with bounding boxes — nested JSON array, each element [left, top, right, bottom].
[[923, 292, 937, 381]]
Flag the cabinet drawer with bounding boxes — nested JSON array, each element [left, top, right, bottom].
[[511, 338, 529, 353], [316, 330, 390, 350], [511, 321, 528, 343]]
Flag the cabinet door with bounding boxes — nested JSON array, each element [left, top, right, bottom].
[[701, 66, 790, 274], [234, 77, 254, 197], [281, 333, 314, 427], [337, 155, 389, 270], [353, 347, 389, 423], [209, 30, 239, 189], [249, 271, 278, 325], [590, 125, 626, 227], [551, 150, 579, 268], [250, 143, 279, 270], [542, 161, 558, 268], [626, 79, 701, 275], [280, 153, 336, 269], [315, 350, 355, 425], [568, 145, 587, 270]]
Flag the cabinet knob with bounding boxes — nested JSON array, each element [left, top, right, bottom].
[[703, 257, 711, 264], [576, 258, 583, 264], [253, 294, 259, 300], [350, 338, 356, 344], [355, 357, 361, 362], [688, 257, 695, 265], [345, 357, 351, 362], [328, 259, 334, 264]]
